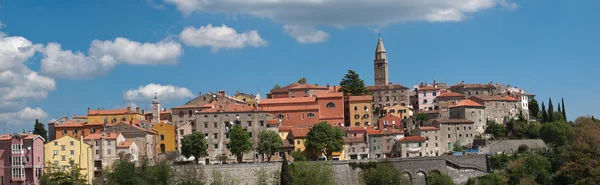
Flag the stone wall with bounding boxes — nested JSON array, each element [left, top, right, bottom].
[[173, 154, 489, 185]]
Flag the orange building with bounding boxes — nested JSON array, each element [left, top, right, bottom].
[[54, 122, 105, 139], [260, 92, 345, 127]]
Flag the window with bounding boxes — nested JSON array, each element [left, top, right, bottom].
[[390, 109, 396, 113], [107, 141, 112, 146], [204, 133, 209, 138], [448, 142, 451, 149], [213, 133, 218, 139], [204, 122, 208, 128], [296, 140, 300, 145], [214, 144, 218, 149], [260, 121, 264, 127], [179, 130, 184, 135], [423, 99, 428, 104], [61, 155, 66, 161], [108, 149, 111, 154], [354, 114, 360, 119], [189, 110, 193, 116], [448, 134, 451, 138], [355, 122, 360, 126], [54, 141, 58, 146], [276, 114, 284, 119], [249, 132, 253, 138], [179, 111, 184, 118], [161, 135, 165, 141], [70, 150, 74, 156], [386, 96, 390, 101], [433, 92, 437, 96], [307, 113, 315, 118], [326, 102, 336, 108], [96, 149, 99, 155], [354, 106, 357, 111], [61, 145, 66, 151], [70, 141, 74, 146], [373, 139, 376, 143], [247, 121, 252, 127], [91, 128, 96, 133], [214, 122, 218, 128], [435, 136, 438, 140], [363, 114, 369, 119]]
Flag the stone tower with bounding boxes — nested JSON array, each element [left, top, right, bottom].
[[152, 93, 160, 124], [374, 37, 389, 86]]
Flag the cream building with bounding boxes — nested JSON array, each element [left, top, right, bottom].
[[45, 135, 94, 184]]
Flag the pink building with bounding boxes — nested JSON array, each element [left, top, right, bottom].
[[0, 133, 45, 185]]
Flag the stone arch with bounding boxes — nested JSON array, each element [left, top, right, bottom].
[[401, 171, 412, 184], [429, 169, 442, 176], [414, 171, 427, 185]]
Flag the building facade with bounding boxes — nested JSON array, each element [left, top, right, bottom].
[[172, 91, 245, 126], [366, 84, 412, 111], [84, 132, 125, 175], [374, 37, 389, 86], [384, 105, 413, 120], [345, 95, 373, 128], [260, 92, 345, 127], [152, 122, 177, 154], [44, 135, 93, 184], [435, 92, 465, 119], [343, 136, 369, 160], [469, 95, 520, 124], [449, 99, 487, 135], [87, 107, 145, 123], [104, 122, 158, 162], [0, 134, 45, 185], [397, 136, 427, 158]]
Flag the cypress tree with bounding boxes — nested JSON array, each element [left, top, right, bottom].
[[541, 102, 547, 123], [593, 116, 596, 122], [548, 98, 554, 122], [280, 154, 292, 185], [562, 98, 567, 120], [558, 102, 562, 120]]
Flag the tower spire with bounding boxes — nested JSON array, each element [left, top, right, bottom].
[[376, 36, 386, 53], [373, 36, 389, 86]]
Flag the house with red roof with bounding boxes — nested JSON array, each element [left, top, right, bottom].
[[397, 136, 427, 158], [0, 133, 45, 185], [259, 91, 345, 127], [469, 95, 521, 124], [414, 80, 447, 112], [435, 91, 466, 118]]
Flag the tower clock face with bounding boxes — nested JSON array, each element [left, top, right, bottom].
[[153, 105, 158, 109]]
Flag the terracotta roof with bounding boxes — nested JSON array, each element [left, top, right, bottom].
[[55, 122, 85, 128], [418, 86, 441, 91], [0, 134, 43, 141], [279, 127, 294, 132], [84, 132, 121, 140], [289, 128, 310, 138], [451, 83, 493, 89], [471, 95, 518, 101], [451, 99, 485, 108], [73, 115, 88, 119], [289, 84, 329, 90], [437, 92, 465, 98], [144, 110, 172, 115], [259, 97, 316, 104], [398, 136, 426, 142], [344, 137, 365, 143], [367, 129, 403, 135], [421, 110, 440, 114], [316, 92, 343, 98], [347, 95, 373, 101], [418, 126, 440, 131], [85, 122, 105, 126], [432, 119, 474, 124], [260, 105, 320, 112], [199, 104, 258, 113], [271, 82, 301, 93], [117, 141, 134, 148], [88, 108, 139, 116], [366, 84, 409, 91], [173, 103, 213, 109]]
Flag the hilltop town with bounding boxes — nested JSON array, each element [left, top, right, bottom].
[[1, 37, 586, 185]]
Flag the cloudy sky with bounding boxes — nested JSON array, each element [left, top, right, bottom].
[[0, 0, 598, 133]]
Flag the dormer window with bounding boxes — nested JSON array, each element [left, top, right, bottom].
[[326, 102, 336, 108]]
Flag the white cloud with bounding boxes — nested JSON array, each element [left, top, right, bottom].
[[0, 107, 49, 127], [147, 0, 166, 9], [283, 25, 329, 44], [164, 0, 517, 25], [179, 24, 267, 52], [123, 83, 194, 103], [37, 37, 183, 79]]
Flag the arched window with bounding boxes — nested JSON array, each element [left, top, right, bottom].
[[363, 114, 370, 119], [189, 110, 193, 116], [471, 111, 475, 116], [307, 113, 315, 118], [326, 102, 336, 108], [179, 111, 184, 118], [389, 109, 396, 113], [276, 114, 285, 119], [354, 114, 360, 119]]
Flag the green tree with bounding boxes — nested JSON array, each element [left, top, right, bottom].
[[489, 154, 511, 171], [554, 118, 600, 184], [280, 154, 292, 185], [290, 162, 335, 185], [540, 121, 572, 147], [297, 77, 307, 84], [477, 172, 508, 185], [229, 124, 252, 163], [507, 154, 552, 185], [548, 98, 554, 122], [561, 98, 567, 120], [108, 159, 139, 185], [257, 130, 283, 162], [528, 98, 540, 120], [171, 166, 206, 185], [40, 160, 88, 185], [518, 144, 529, 153], [362, 163, 409, 185], [290, 151, 307, 161], [485, 121, 507, 139], [271, 84, 281, 91], [541, 102, 547, 123], [139, 160, 172, 185], [427, 172, 455, 185], [33, 119, 48, 141], [181, 132, 209, 164], [304, 122, 344, 160], [211, 170, 239, 185], [415, 113, 428, 121], [338, 70, 368, 96]]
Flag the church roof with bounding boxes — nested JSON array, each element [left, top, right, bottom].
[[376, 37, 386, 53]]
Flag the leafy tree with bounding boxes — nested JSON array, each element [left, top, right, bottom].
[[427, 172, 455, 185], [554, 118, 600, 184], [561, 98, 566, 120], [290, 162, 335, 185], [297, 77, 307, 84], [271, 84, 281, 91], [229, 124, 252, 163], [290, 151, 307, 161], [541, 102, 547, 123], [548, 98, 554, 122], [540, 121, 572, 147], [181, 132, 209, 164], [518, 144, 530, 153], [280, 155, 292, 185], [485, 121, 507, 139], [528, 98, 540, 120], [338, 70, 368, 96], [362, 163, 409, 185], [257, 130, 283, 162], [138, 160, 172, 185], [477, 172, 508, 185], [40, 160, 88, 185], [558, 102, 562, 117], [108, 159, 139, 185], [304, 122, 344, 160], [489, 154, 511, 171], [211, 170, 239, 185], [507, 154, 552, 185], [33, 119, 48, 141], [415, 113, 428, 121]]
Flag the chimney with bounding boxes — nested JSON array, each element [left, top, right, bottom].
[[461, 80, 465, 85], [127, 106, 131, 113], [420, 81, 424, 86], [97, 108, 100, 114], [334, 86, 337, 92], [326, 84, 330, 88], [129, 119, 133, 125], [136, 107, 140, 113], [219, 90, 226, 96], [28, 131, 32, 135], [87, 107, 90, 113], [142, 109, 145, 114], [199, 91, 202, 96]]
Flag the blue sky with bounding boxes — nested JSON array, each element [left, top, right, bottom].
[[0, 0, 598, 133]]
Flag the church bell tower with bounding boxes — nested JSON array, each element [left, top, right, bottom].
[[374, 37, 389, 86], [152, 93, 160, 124]]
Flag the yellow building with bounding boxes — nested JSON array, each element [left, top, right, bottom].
[[384, 105, 414, 119], [346, 95, 374, 128], [152, 122, 177, 153], [87, 107, 145, 123], [234, 92, 258, 107], [44, 135, 93, 184]]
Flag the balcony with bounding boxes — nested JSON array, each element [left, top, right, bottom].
[[406, 147, 422, 153]]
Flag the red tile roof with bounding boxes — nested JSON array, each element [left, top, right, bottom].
[[316, 92, 343, 98], [0, 134, 43, 141], [418, 86, 441, 91], [259, 97, 316, 104], [279, 127, 294, 132], [344, 136, 365, 143], [471, 95, 518, 101], [347, 95, 373, 101], [88, 108, 139, 116], [260, 105, 320, 112], [419, 126, 440, 131], [289, 84, 329, 90], [84, 132, 121, 140], [267, 119, 279, 125], [73, 115, 88, 119], [398, 136, 426, 142], [199, 104, 257, 113], [173, 103, 214, 109], [271, 82, 301, 93], [289, 128, 310, 138], [451, 99, 485, 108], [437, 92, 465, 98], [366, 129, 403, 135], [451, 83, 493, 89], [55, 122, 85, 128], [432, 119, 474, 124], [117, 141, 134, 148], [366, 84, 409, 91]]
